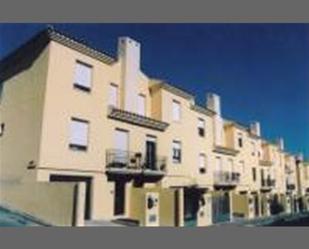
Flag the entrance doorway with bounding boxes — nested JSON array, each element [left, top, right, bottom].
[[145, 136, 157, 170], [184, 188, 200, 227], [114, 180, 126, 216], [253, 194, 259, 217], [212, 191, 230, 223], [49, 174, 92, 220]]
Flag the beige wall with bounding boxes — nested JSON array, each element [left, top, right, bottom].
[[0, 180, 85, 226], [1, 32, 307, 227], [129, 186, 176, 226], [0, 46, 49, 181]]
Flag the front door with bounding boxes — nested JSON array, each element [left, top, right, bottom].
[[254, 194, 259, 217], [114, 180, 126, 216], [184, 188, 200, 227], [212, 191, 230, 224], [145, 136, 157, 170]]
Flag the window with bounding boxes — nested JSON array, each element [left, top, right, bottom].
[[239, 161, 245, 174], [137, 94, 146, 116], [115, 129, 129, 151], [251, 142, 256, 156], [198, 118, 205, 137], [215, 157, 222, 171], [69, 118, 89, 151], [172, 100, 181, 121], [114, 129, 129, 164], [227, 159, 234, 172], [0, 123, 4, 137], [199, 153, 206, 174], [109, 84, 118, 107], [238, 133, 243, 148], [73, 61, 92, 91], [252, 168, 257, 181], [172, 141, 182, 164]]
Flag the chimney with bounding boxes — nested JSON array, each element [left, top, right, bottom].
[[250, 121, 261, 137], [207, 93, 223, 146], [207, 93, 221, 116], [118, 37, 141, 113], [277, 137, 284, 151]]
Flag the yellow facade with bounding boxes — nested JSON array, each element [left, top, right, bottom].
[[0, 27, 308, 226]]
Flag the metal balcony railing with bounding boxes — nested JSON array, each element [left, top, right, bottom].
[[261, 177, 276, 188], [213, 171, 240, 186], [105, 149, 167, 175], [286, 183, 296, 191], [107, 106, 169, 131]]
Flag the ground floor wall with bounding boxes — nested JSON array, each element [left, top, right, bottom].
[[6, 167, 309, 227], [0, 180, 85, 226]]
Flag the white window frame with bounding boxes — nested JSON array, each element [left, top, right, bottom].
[[251, 141, 256, 156], [199, 153, 206, 174], [108, 83, 119, 107], [227, 159, 234, 172], [172, 140, 182, 164], [73, 60, 92, 91], [239, 161, 245, 174], [216, 157, 222, 171], [238, 133, 243, 148], [69, 118, 89, 151], [172, 100, 181, 121], [198, 118, 205, 137], [137, 93, 146, 116]]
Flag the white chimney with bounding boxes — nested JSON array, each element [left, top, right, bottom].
[[207, 93, 221, 116], [277, 138, 284, 151], [207, 93, 223, 146], [118, 37, 141, 113], [250, 121, 261, 137]]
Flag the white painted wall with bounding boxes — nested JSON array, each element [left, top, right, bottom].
[[207, 93, 223, 146], [118, 37, 141, 113]]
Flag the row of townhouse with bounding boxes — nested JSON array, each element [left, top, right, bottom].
[[0, 27, 309, 226]]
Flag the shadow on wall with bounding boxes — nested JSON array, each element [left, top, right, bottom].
[[0, 29, 50, 83]]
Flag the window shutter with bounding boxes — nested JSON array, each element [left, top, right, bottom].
[[137, 94, 146, 116], [74, 62, 92, 89], [70, 119, 89, 146], [198, 119, 204, 129], [172, 100, 181, 121], [109, 84, 118, 107], [70, 119, 88, 146]]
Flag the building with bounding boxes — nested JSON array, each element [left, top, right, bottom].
[[0, 27, 308, 226]]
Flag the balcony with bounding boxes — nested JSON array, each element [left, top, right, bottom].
[[213, 171, 240, 187], [213, 145, 239, 156], [286, 183, 296, 191], [107, 106, 169, 131], [261, 177, 276, 191], [259, 159, 273, 167], [105, 149, 167, 176]]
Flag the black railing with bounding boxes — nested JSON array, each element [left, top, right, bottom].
[[106, 149, 167, 173], [107, 106, 169, 131], [213, 171, 240, 185], [286, 183, 296, 191], [261, 177, 276, 188]]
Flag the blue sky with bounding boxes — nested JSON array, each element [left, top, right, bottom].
[[1, 24, 309, 159]]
